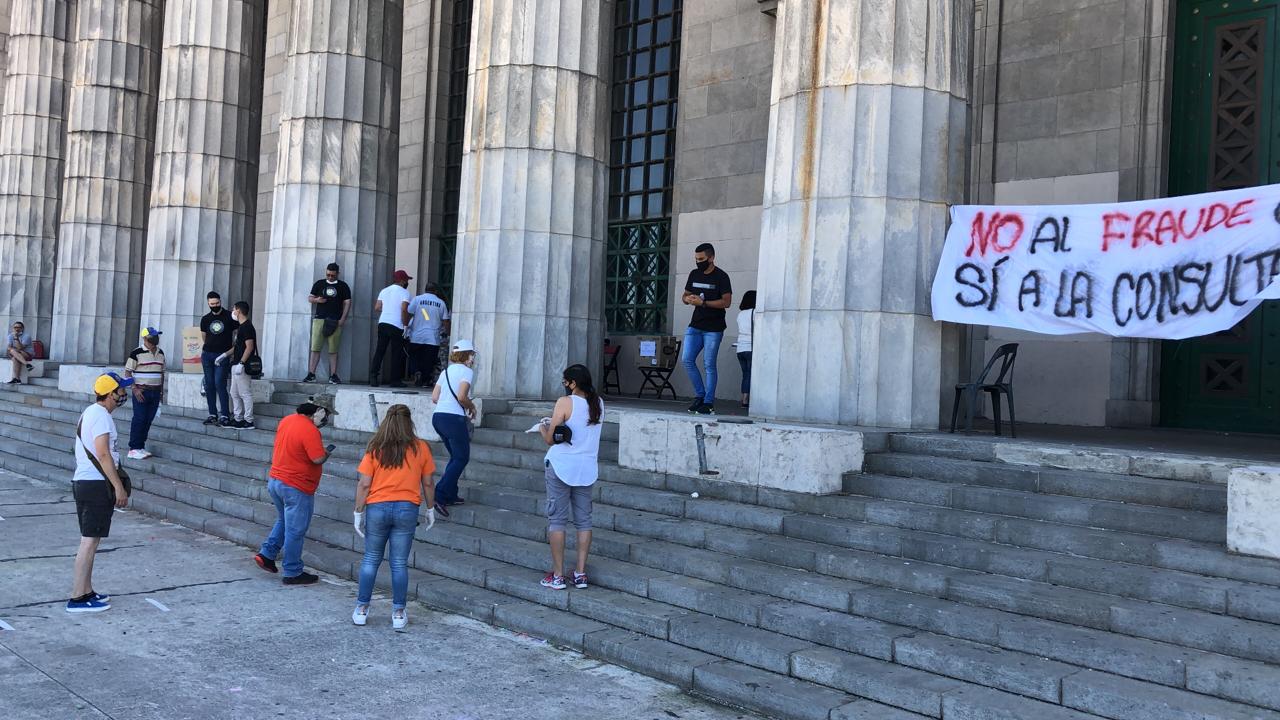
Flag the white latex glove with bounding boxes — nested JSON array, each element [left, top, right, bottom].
[[353, 510, 365, 538], [216, 354, 230, 365], [231, 363, 244, 376], [424, 507, 435, 531]]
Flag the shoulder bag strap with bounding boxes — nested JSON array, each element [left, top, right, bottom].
[[443, 365, 462, 405], [75, 416, 110, 481]]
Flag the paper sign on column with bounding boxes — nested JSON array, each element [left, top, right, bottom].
[[639, 340, 657, 356]]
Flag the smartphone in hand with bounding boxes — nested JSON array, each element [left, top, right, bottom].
[[326, 444, 336, 453]]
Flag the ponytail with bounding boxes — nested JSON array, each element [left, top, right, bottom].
[[563, 364, 602, 425]]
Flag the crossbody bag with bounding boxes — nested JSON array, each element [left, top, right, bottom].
[[443, 366, 475, 437], [75, 416, 131, 501]]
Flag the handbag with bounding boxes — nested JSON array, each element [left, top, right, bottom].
[[322, 318, 340, 337], [76, 416, 131, 501], [552, 423, 573, 445], [443, 366, 475, 437], [244, 355, 263, 377]]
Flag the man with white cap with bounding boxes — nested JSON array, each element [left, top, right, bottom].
[[124, 326, 165, 459], [430, 339, 478, 514], [67, 372, 132, 613]]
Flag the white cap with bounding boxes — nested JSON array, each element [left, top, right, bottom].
[[452, 339, 476, 353]]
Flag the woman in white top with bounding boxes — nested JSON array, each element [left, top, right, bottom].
[[537, 364, 604, 590], [735, 290, 756, 409], [430, 339, 477, 516]]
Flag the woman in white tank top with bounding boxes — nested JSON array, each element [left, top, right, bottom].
[[537, 364, 603, 590]]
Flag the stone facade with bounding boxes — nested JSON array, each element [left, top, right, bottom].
[[0, 0, 1203, 431]]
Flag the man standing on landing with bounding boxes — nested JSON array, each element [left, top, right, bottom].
[[304, 263, 352, 384], [66, 373, 132, 613], [370, 270, 413, 388], [680, 243, 733, 415]]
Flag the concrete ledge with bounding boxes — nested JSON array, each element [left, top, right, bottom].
[[330, 388, 484, 442], [618, 411, 863, 495], [58, 363, 117, 395], [166, 373, 274, 410], [1229, 466, 1280, 559], [1, 359, 46, 383], [994, 442, 1242, 484]]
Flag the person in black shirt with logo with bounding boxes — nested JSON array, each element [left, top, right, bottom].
[[681, 243, 733, 415], [200, 291, 239, 427], [229, 301, 259, 429], [304, 262, 352, 384]]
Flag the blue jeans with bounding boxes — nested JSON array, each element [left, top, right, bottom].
[[129, 387, 161, 450], [259, 478, 315, 577], [431, 412, 470, 505], [737, 351, 753, 395], [201, 351, 230, 419], [356, 501, 418, 609], [682, 328, 723, 404]]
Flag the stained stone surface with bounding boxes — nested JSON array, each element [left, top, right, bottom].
[[0, 0, 74, 344], [751, 0, 973, 429], [140, 0, 265, 364], [449, 0, 610, 399], [51, 0, 163, 362], [260, 0, 403, 381]]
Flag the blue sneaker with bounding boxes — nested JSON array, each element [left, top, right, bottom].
[[90, 591, 109, 603], [66, 597, 110, 613]]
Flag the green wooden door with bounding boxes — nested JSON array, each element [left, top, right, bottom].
[[1162, 0, 1280, 433]]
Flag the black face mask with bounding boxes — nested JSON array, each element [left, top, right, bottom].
[[563, 383, 573, 396], [209, 305, 222, 314], [695, 259, 711, 272]]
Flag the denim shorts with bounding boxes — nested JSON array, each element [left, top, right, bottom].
[[545, 462, 593, 531]]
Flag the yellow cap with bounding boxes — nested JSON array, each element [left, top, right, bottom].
[[92, 372, 133, 395]]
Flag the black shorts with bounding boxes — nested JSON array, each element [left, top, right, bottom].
[[73, 481, 114, 538]]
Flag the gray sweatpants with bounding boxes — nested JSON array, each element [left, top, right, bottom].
[[545, 462, 593, 531]]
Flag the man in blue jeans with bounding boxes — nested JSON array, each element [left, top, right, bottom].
[[199, 291, 238, 427], [680, 243, 733, 415], [254, 399, 336, 584], [124, 326, 165, 459]]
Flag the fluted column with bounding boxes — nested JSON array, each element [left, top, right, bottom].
[[0, 0, 74, 344], [451, 0, 609, 399], [261, 0, 402, 381], [752, 0, 972, 428], [140, 0, 264, 366], [51, 0, 162, 362]]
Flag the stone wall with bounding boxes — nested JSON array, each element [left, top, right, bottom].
[[0, 0, 10, 117], [965, 0, 1171, 426], [252, 0, 291, 325]]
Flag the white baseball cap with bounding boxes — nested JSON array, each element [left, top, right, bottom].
[[452, 339, 476, 353]]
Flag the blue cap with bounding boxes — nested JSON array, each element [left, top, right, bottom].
[[93, 372, 135, 395], [141, 326, 162, 338]]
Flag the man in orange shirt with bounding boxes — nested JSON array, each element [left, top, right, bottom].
[[253, 396, 338, 584]]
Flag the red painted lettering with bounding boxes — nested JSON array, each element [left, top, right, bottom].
[[966, 212, 1025, 258], [1154, 210, 1180, 245], [1226, 198, 1256, 228], [1204, 203, 1231, 232], [1176, 207, 1206, 240], [1131, 210, 1158, 249], [1101, 212, 1130, 252]]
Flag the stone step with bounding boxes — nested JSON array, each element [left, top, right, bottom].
[[864, 451, 1227, 514], [10, 427, 1280, 712], [2, 396, 1275, 622], [482, 411, 622, 442]]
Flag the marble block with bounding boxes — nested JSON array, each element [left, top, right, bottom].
[[1229, 466, 1280, 559]]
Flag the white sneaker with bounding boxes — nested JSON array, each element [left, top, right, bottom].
[[127, 449, 148, 460], [352, 605, 368, 626], [392, 609, 408, 630]]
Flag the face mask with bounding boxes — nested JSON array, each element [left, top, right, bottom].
[[210, 305, 222, 313], [695, 260, 711, 272], [563, 383, 573, 396], [316, 411, 330, 428]]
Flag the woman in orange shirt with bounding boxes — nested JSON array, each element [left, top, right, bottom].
[[352, 404, 436, 629]]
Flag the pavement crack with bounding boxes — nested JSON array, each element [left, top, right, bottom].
[[0, 544, 148, 563], [0, 640, 117, 719], [0, 577, 255, 610]]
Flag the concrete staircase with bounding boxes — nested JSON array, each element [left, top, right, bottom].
[[6, 373, 1280, 720]]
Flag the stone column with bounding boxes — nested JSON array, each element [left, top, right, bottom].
[[140, 0, 264, 366], [0, 0, 74, 345], [261, 0, 402, 382], [450, 0, 609, 399], [751, 0, 972, 428], [51, 0, 162, 362]]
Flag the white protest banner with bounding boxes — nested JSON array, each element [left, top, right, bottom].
[[930, 184, 1280, 339]]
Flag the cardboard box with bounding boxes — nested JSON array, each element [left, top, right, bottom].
[[182, 326, 202, 373], [636, 335, 679, 369]]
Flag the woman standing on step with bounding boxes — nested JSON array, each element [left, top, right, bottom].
[[430, 339, 477, 516], [352, 404, 436, 629], [538, 364, 604, 591]]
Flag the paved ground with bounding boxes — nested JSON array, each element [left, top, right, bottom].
[[0, 470, 759, 720]]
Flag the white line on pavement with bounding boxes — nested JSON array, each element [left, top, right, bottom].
[[0, 619, 14, 631], [145, 598, 170, 612]]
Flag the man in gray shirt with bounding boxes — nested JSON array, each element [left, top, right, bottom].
[[5, 321, 32, 384], [405, 284, 450, 387]]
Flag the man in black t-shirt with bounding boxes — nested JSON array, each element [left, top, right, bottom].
[[304, 262, 352, 384], [229, 301, 259, 429], [200, 291, 239, 427], [681, 243, 733, 415]]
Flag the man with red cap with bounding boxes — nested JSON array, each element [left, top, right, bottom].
[[370, 269, 414, 387]]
